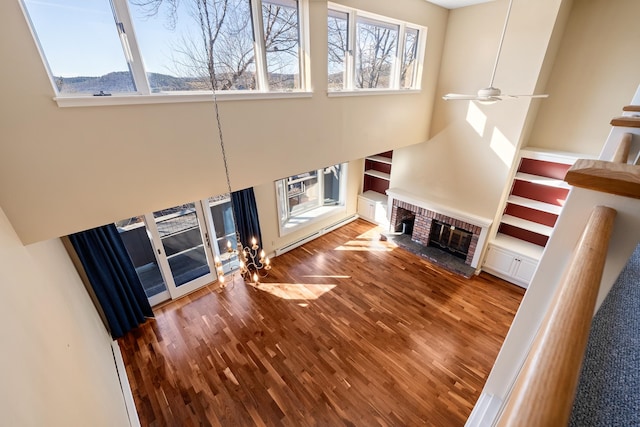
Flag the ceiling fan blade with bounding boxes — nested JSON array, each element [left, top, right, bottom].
[[442, 93, 478, 100], [443, 93, 503, 102], [500, 94, 550, 99]]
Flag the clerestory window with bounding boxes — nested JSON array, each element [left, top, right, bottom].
[[275, 163, 347, 235], [327, 4, 426, 92], [20, 0, 308, 99]]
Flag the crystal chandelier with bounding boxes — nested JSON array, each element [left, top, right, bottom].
[[207, 69, 271, 287], [215, 236, 271, 287]]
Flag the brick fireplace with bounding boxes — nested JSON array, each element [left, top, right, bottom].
[[391, 199, 481, 265], [386, 189, 493, 269]]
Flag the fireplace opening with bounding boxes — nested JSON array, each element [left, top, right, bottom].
[[394, 208, 415, 235], [428, 219, 472, 260]]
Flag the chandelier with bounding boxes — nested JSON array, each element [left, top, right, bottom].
[[215, 237, 271, 287], [207, 71, 271, 287]]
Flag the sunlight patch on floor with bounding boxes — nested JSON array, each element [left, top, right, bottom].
[[334, 229, 398, 252], [248, 282, 337, 300]]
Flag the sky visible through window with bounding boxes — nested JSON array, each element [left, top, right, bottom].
[[23, 0, 254, 78]]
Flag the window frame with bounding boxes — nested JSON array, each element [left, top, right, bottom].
[[19, 0, 311, 107], [326, 3, 426, 93], [275, 163, 348, 236]]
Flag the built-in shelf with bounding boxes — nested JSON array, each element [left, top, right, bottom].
[[485, 148, 587, 288], [507, 195, 563, 215], [501, 214, 554, 237], [514, 172, 571, 189], [364, 169, 391, 180], [366, 155, 393, 165], [362, 151, 393, 195], [360, 151, 393, 225]]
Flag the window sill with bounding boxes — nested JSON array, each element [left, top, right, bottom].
[[327, 89, 421, 98], [54, 90, 314, 108], [279, 205, 346, 237]]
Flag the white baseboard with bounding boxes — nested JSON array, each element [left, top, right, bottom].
[[112, 340, 141, 427], [274, 214, 358, 256], [465, 393, 502, 427]]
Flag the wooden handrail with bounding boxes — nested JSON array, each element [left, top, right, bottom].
[[497, 206, 616, 427], [610, 116, 640, 128], [612, 133, 632, 164], [622, 105, 640, 112], [565, 159, 640, 199]]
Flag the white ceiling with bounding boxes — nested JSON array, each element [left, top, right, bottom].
[[425, 0, 494, 9]]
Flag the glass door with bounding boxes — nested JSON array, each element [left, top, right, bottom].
[[116, 215, 171, 306], [145, 202, 216, 299], [117, 197, 241, 306], [204, 195, 240, 274]]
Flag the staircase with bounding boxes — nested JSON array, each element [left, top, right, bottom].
[[466, 84, 640, 426]]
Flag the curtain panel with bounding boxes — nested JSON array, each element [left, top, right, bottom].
[[231, 188, 263, 249], [69, 224, 153, 338]]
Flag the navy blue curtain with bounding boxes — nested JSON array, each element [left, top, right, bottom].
[[231, 187, 263, 249], [69, 224, 153, 338]]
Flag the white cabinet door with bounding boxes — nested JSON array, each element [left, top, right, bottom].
[[357, 196, 375, 222], [484, 245, 516, 277], [483, 244, 539, 288], [512, 256, 537, 284]]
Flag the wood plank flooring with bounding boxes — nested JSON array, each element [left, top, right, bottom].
[[118, 219, 525, 426]]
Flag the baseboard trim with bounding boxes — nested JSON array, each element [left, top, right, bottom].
[[112, 340, 141, 427], [465, 392, 502, 427], [274, 214, 358, 256]]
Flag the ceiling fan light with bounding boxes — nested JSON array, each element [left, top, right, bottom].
[[477, 87, 501, 98], [477, 98, 500, 105]]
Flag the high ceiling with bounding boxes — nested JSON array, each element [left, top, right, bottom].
[[426, 0, 494, 9]]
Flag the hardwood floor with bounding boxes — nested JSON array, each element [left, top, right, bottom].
[[119, 219, 525, 427]]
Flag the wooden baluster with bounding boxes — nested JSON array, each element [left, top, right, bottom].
[[612, 133, 632, 164]]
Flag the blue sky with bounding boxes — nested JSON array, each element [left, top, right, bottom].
[[23, 0, 199, 77]]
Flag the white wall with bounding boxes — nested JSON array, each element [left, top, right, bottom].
[[0, 206, 130, 427], [527, 0, 640, 155], [0, 0, 447, 244]]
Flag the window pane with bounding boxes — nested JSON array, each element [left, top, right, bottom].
[[129, 0, 256, 91], [355, 17, 398, 89], [277, 163, 346, 234], [327, 10, 348, 91], [153, 203, 210, 287], [262, 0, 301, 90], [23, 0, 135, 94], [323, 164, 342, 205], [116, 216, 168, 298], [287, 170, 319, 215], [401, 28, 419, 89], [208, 196, 239, 273]]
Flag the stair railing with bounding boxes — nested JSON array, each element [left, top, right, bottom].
[[496, 126, 640, 426]]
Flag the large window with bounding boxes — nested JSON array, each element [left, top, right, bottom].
[[327, 4, 425, 91], [21, 0, 308, 97], [276, 163, 347, 235], [22, 0, 137, 94]]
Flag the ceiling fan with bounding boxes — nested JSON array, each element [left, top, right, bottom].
[[442, 0, 548, 102]]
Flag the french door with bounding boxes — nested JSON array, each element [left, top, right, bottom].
[[117, 197, 238, 306], [144, 201, 215, 302]]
